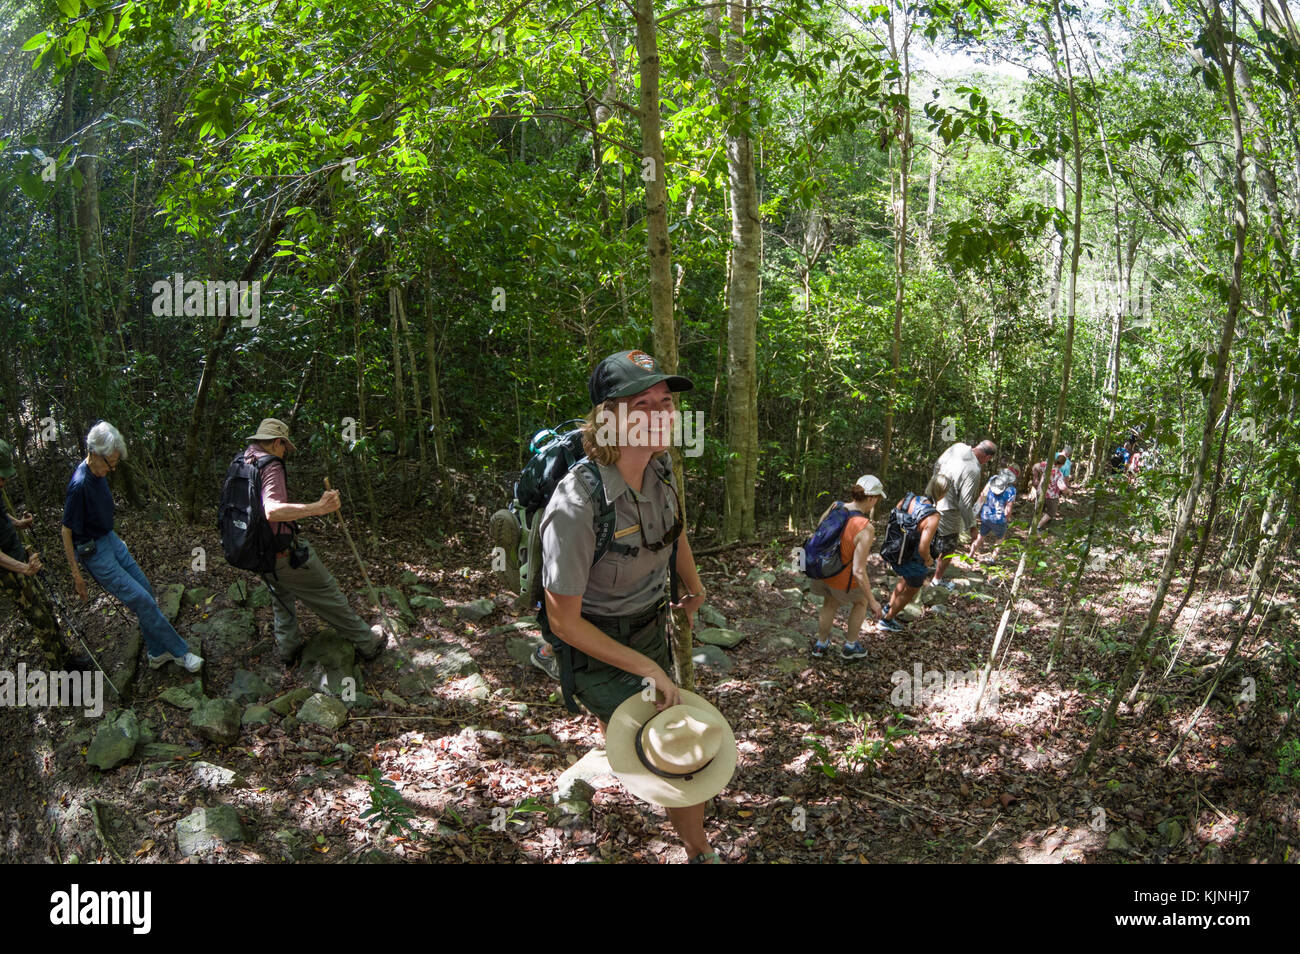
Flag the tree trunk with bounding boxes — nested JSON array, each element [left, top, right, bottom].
[[1077, 0, 1248, 774], [636, 0, 694, 690], [705, 0, 760, 543], [879, 0, 912, 484]]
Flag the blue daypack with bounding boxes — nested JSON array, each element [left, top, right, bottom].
[[802, 502, 869, 579]]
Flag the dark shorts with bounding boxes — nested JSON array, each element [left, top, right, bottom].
[[570, 608, 670, 724], [887, 558, 930, 588], [979, 518, 1007, 540], [934, 532, 960, 557], [1044, 496, 1060, 519]]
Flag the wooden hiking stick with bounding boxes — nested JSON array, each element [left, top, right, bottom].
[[324, 477, 380, 607]]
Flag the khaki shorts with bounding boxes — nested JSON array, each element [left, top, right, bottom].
[[570, 609, 671, 724], [810, 577, 868, 607]]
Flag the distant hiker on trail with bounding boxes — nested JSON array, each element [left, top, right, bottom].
[[878, 474, 948, 633], [0, 440, 92, 670], [1057, 445, 1074, 482], [537, 350, 726, 863], [1126, 445, 1145, 484], [60, 423, 202, 673], [929, 439, 997, 588], [805, 475, 884, 661], [1109, 438, 1135, 476], [968, 466, 1018, 562], [1030, 453, 1070, 531], [233, 418, 387, 666]]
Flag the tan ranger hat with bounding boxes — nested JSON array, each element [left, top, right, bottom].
[[247, 418, 296, 452], [606, 690, 737, 808]]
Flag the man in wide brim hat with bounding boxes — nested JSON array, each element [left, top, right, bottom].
[[606, 689, 737, 811]]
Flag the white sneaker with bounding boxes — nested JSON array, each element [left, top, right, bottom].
[[149, 651, 203, 672]]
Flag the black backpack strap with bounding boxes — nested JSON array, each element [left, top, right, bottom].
[[572, 459, 637, 561], [249, 451, 299, 550], [537, 599, 581, 714]]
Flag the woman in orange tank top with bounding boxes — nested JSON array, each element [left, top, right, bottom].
[[809, 475, 884, 661]]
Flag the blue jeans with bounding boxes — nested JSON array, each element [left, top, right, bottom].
[[80, 531, 189, 659]]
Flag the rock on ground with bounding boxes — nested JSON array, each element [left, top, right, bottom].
[[696, 627, 746, 648], [86, 710, 140, 770], [176, 805, 248, 858], [190, 698, 242, 746], [297, 692, 349, 730]]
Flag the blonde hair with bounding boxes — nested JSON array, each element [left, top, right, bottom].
[[580, 401, 620, 466], [924, 473, 950, 502]]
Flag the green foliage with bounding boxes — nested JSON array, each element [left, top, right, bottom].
[[360, 769, 419, 839], [1276, 739, 1300, 786], [801, 703, 916, 778]]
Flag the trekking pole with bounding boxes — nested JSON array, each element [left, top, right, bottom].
[[323, 477, 380, 607], [2, 488, 119, 692]]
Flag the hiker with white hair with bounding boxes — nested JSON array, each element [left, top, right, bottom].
[[61, 422, 202, 673], [929, 438, 997, 589]]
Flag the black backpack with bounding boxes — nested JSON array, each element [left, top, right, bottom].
[[879, 493, 939, 565], [217, 452, 294, 575]]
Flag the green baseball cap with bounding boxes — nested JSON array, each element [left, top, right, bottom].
[[0, 440, 16, 479], [588, 350, 693, 406]]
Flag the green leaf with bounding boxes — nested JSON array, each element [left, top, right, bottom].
[[22, 32, 49, 51], [85, 39, 109, 71], [56, 0, 80, 17]]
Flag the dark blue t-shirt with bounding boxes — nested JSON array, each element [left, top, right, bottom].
[[62, 460, 115, 545]]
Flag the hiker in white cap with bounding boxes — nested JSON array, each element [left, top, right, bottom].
[[807, 475, 884, 660]]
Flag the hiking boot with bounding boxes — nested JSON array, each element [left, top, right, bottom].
[[929, 579, 956, 591], [278, 638, 305, 666], [531, 643, 559, 680], [688, 851, 723, 864], [357, 624, 389, 662], [811, 639, 830, 658], [840, 641, 867, 660], [877, 616, 902, 633]]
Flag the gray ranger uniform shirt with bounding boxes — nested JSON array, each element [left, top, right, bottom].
[[540, 454, 679, 618], [934, 442, 982, 536]]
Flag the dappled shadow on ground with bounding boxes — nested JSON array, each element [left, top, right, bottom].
[[3, 486, 1296, 862]]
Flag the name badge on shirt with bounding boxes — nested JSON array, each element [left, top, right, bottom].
[[613, 524, 642, 540]]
